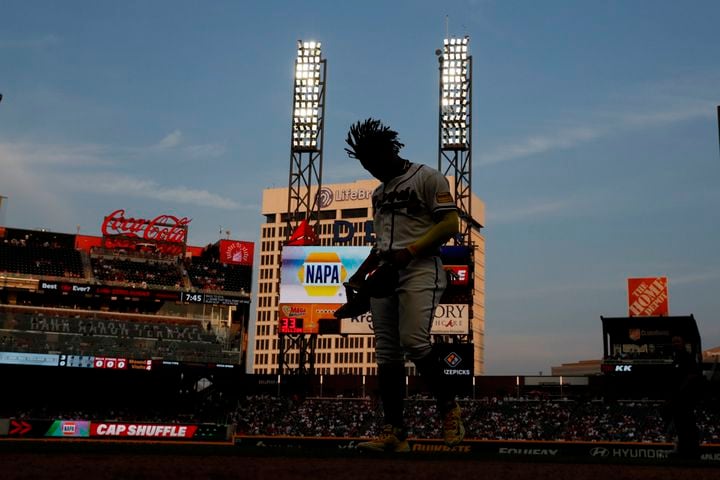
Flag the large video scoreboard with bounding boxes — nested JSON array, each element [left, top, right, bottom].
[[277, 245, 475, 336], [278, 246, 370, 334]]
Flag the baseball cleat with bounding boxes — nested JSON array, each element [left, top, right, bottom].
[[442, 404, 465, 447], [357, 424, 410, 453]]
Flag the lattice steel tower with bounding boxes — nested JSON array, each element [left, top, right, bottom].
[[438, 36, 479, 245], [278, 41, 327, 378], [437, 36, 482, 348]]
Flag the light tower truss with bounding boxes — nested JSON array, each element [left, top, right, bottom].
[[287, 40, 326, 236], [436, 36, 479, 347], [438, 36, 479, 246], [279, 40, 326, 380]]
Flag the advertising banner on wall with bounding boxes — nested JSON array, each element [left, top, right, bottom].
[[39, 281, 94, 295], [340, 304, 470, 335], [45, 420, 91, 438], [444, 265, 470, 286], [219, 240, 254, 266], [434, 343, 474, 377], [279, 246, 371, 304], [279, 246, 370, 334], [88, 422, 228, 441], [0, 420, 228, 441], [340, 312, 374, 334], [277, 303, 341, 334], [0, 352, 59, 367], [431, 304, 470, 334], [91, 423, 198, 438], [627, 277, 669, 317]]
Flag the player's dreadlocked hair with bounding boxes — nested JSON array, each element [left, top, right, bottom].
[[345, 118, 405, 160]]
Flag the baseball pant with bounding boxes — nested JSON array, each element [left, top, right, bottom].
[[370, 256, 447, 364]]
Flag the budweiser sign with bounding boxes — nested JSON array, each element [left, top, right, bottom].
[[102, 209, 191, 244]]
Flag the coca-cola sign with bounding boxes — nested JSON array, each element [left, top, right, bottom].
[[101, 209, 191, 244]]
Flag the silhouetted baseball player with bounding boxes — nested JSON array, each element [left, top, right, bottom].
[[343, 118, 463, 452]]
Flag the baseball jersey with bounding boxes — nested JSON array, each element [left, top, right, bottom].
[[372, 162, 456, 253]]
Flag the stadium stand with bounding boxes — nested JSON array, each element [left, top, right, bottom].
[[231, 396, 720, 444], [185, 243, 252, 292], [0, 240, 84, 279], [91, 256, 183, 288], [0, 305, 237, 364]]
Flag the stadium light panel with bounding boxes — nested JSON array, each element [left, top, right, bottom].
[[440, 37, 471, 149], [292, 40, 324, 150]]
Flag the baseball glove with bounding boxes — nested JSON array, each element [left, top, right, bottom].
[[363, 263, 399, 298], [333, 263, 399, 319]]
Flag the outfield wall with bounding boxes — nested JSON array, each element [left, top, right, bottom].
[[234, 435, 720, 463]]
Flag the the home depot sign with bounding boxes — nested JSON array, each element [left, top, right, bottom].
[[627, 277, 669, 317]]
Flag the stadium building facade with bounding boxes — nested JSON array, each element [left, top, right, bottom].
[[252, 178, 485, 375], [0, 211, 255, 370]]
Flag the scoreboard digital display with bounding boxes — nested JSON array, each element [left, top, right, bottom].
[[179, 291, 247, 306], [277, 246, 371, 335], [279, 317, 304, 334], [59, 355, 94, 368]]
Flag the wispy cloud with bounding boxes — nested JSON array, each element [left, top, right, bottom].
[[479, 127, 607, 166], [0, 34, 59, 49], [149, 130, 226, 158], [489, 279, 616, 301], [155, 130, 183, 149], [670, 270, 720, 286], [185, 143, 227, 158], [60, 173, 245, 210], [620, 103, 712, 128], [487, 199, 575, 224], [1, 142, 112, 167], [478, 93, 716, 166], [0, 141, 243, 211]]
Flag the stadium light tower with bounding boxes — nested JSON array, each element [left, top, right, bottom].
[[437, 36, 479, 246], [286, 40, 326, 239], [436, 36, 482, 350], [279, 40, 327, 380]]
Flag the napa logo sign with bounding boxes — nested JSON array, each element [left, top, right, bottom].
[[298, 251, 347, 297], [279, 246, 371, 304]]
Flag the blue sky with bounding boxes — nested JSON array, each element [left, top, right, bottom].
[[1, 1, 719, 374]]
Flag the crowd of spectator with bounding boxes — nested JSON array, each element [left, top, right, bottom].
[[186, 257, 252, 293], [0, 329, 237, 365], [231, 396, 720, 444], [0, 227, 251, 295], [0, 239, 84, 279], [3, 389, 719, 444], [91, 257, 183, 288], [0, 304, 239, 364]]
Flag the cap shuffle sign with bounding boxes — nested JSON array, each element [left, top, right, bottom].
[[298, 251, 347, 297]]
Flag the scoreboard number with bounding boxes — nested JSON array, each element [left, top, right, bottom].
[[279, 317, 304, 334], [181, 292, 204, 303]]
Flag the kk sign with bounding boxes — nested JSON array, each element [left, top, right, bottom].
[[627, 277, 669, 317]]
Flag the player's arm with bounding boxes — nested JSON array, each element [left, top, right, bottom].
[[407, 209, 459, 257], [386, 210, 459, 267]]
